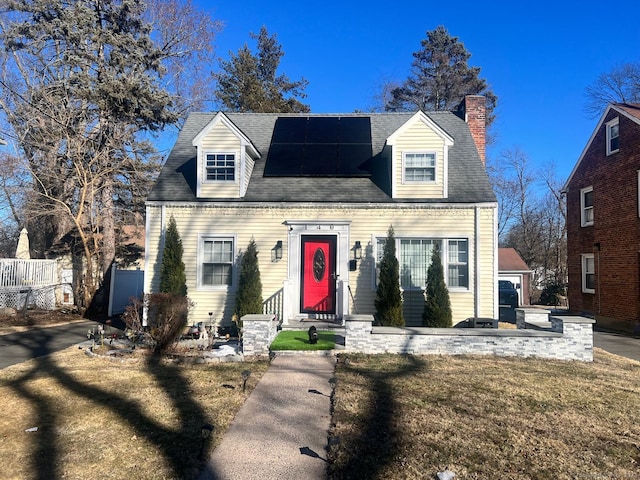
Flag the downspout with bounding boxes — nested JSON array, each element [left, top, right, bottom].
[[474, 206, 481, 318]]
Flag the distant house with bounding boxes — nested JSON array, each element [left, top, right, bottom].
[[498, 247, 531, 306], [564, 103, 640, 333], [144, 96, 498, 327], [46, 224, 145, 307]]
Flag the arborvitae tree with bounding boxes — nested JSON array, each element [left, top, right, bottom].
[[235, 238, 263, 318], [386, 25, 497, 126], [159, 216, 187, 296], [374, 226, 405, 326], [422, 244, 452, 327], [215, 26, 310, 113]]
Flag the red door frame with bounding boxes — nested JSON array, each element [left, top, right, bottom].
[[300, 235, 337, 314]]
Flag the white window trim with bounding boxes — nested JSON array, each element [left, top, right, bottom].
[[203, 151, 239, 184], [606, 117, 619, 155], [373, 235, 470, 291], [401, 151, 437, 184], [580, 186, 594, 227], [581, 253, 595, 294], [197, 234, 237, 291]]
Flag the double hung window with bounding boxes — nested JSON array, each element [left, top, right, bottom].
[[580, 186, 594, 227], [200, 237, 234, 288], [205, 153, 235, 182], [403, 152, 436, 182], [606, 118, 619, 155], [582, 254, 595, 293]]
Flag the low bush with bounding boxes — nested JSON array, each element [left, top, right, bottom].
[[123, 293, 192, 353]]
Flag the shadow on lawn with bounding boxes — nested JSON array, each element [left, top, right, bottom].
[[328, 353, 426, 479], [2, 331, 220, 480]]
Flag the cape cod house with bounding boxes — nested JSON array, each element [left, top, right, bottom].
[[564, 103, 640, 333], [144, 96, 498, 327]]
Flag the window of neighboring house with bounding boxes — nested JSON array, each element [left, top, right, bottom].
[[205, 153, 235, 181], [606, 118, 619, 155], [582, 254, 595, 293], [199, 237, 234, 288], [580, 186, 594, 227], [403, 152, 436, 183], [375, 237, 469, 289]]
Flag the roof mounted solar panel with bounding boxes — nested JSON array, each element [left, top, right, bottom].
[[270, 117, 306, 143], [339, 117, 371, 143], [306, 117, 339, 143], [265, 116, 372, 176]]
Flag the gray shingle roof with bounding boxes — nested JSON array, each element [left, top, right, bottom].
[[148, 111, 496, 204]]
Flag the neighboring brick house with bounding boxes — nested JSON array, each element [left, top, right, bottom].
[[564, 103, 640, 333]]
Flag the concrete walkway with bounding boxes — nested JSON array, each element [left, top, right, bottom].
[[198, 354, 335, 480]]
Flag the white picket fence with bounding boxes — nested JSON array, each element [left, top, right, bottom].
[[0, 259, 58, 310]]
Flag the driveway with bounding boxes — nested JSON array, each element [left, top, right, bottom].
[[0, 320, 98, 369], [593, 329, 640, 362]]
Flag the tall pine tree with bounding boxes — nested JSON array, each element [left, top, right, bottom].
[[159, 216, 187, 296], [386, 25, 497, 126], [215, 26, 310, 113], [422, 244, 452, 327], [235, 239, 263, 318], [374, 226, 405, 326]]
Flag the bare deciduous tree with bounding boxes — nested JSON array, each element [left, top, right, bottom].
[[0, 0, 220, 310], [585, 62, 640, 118]]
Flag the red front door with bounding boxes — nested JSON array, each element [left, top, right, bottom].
[[300, 236, 337, 314]]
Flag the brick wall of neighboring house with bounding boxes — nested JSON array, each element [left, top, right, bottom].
[[566, 108, 640, 332]]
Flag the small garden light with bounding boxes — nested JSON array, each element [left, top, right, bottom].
[[241, 370, 251, 392], [199, 424, 213, 459], [329, 377, 337, 391]]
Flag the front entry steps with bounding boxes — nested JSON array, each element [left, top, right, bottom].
[[281, 316, 344, 331]]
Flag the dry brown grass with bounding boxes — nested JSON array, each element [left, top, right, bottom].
[[0, 347, 268, 480], [328, 350, 640, 479]]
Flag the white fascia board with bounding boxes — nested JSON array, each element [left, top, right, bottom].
[[386, 111, 454, 146], [191, 111, 260, 158]]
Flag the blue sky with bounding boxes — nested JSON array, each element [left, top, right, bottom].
[[204, 0, 640, 182]]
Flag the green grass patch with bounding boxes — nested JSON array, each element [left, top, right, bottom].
[[270, 329, 336, 351]]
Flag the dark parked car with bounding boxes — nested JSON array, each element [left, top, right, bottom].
[[498, 280, 519, 308]]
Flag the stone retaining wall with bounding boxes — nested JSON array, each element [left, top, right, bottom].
[[241, 313, 595, 362], [344, 314, 595, 361]]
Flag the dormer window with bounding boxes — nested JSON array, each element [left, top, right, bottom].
[[205, 153, 236, 182], [606, 118, 619, 155], [403, 152, 436, 183]]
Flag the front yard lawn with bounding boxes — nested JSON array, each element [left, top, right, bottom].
[[270, 330, 336, 351]]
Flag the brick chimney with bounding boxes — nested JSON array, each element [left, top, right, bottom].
[[457, 95, 486, 165]]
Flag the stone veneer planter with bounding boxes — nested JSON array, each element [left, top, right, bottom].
[[241, 313, 595, 362]]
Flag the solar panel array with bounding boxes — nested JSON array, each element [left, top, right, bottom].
[[264, 117, 373, 176]]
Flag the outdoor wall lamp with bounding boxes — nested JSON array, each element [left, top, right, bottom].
[[272, 240, 283, 262], [354, 241, 362, 260], [350, 241, 362, 271]]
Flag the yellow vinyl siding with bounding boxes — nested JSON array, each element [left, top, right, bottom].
[[145, 203, 496, 326], [393, 121, 446, 199]]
